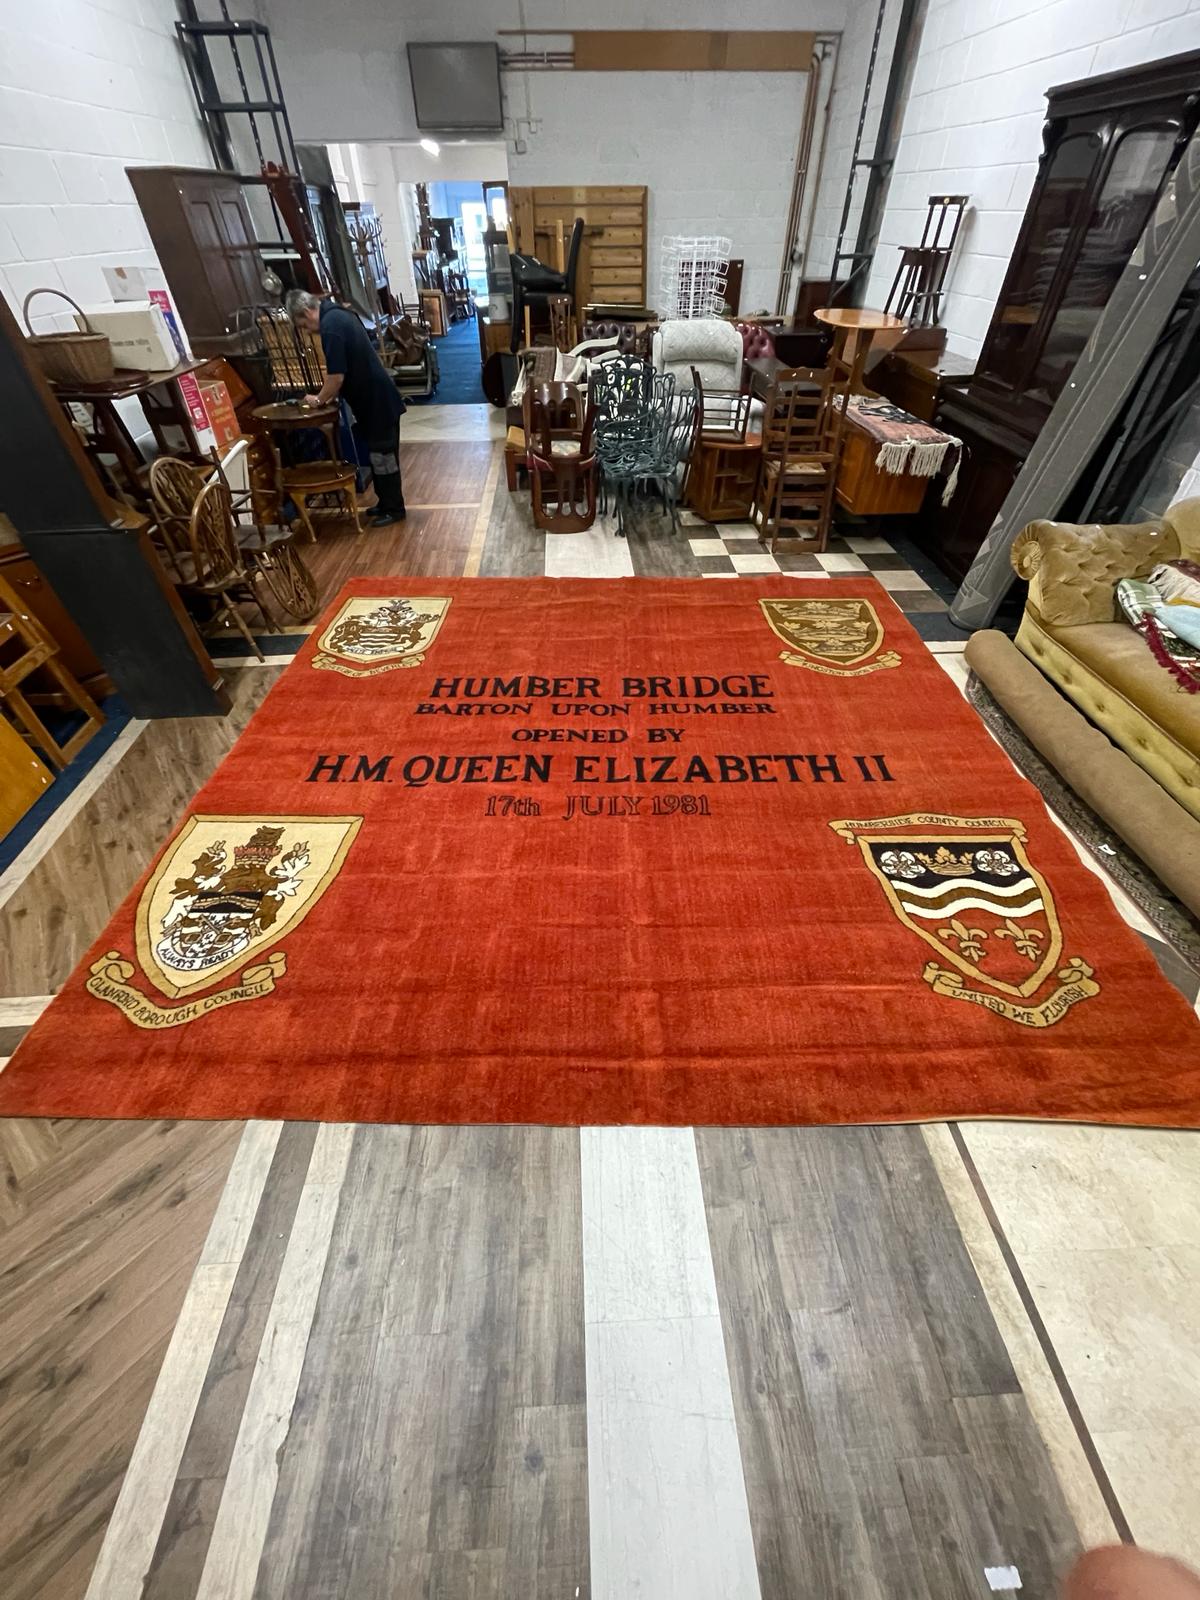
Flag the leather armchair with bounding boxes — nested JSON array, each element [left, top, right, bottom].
[[581, 320, 654, 358], [1011, 500, 1200, 818], [736, 320, 776, 361]]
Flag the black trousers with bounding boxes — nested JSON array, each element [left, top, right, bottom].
[[366, 423, 405, 514]]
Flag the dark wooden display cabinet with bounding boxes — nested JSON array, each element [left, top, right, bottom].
[[128, 167, 267, 356], [914, 49, 1200, 585]]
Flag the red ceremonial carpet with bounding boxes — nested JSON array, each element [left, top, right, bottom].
[[3, 576, 1199, 1128]]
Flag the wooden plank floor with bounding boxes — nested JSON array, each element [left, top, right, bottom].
[[0, 1118, 239, 1600], [0, 669, 278, 1600], [3, 431, 1197, 1596], [303, 505, 481, 594], [697, 1126, 1081, 1599], [301, 441, 498, 599]]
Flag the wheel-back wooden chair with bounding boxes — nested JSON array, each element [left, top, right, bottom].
[[178, 479, 271, 660], [151, 452, 317, 627], [208, 446, 319, 625], [148, 454, 205, 584], [752, 366, 846, 552]]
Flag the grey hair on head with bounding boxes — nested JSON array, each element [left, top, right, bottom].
[[284, 289, 321, 321]]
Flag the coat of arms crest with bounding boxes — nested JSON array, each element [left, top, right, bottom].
[[87, 814, 361, 1029], [759, 597, 900, 676], [313, 595, 451, 676], [830, 812, 1099, 1026]]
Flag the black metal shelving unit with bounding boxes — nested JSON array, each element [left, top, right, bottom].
[[175, 2, 298, 179]]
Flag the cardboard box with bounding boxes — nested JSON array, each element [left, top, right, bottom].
[[78, 301, 179, 373], [103, 266, 190, 358], [198, 379, 241, 451]]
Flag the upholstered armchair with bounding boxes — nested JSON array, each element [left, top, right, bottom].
[[1011, 499, 1200, 818], [652, 319, 744, 392]]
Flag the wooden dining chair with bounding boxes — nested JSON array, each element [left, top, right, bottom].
[[523, 381, 598, 534], [0, 571, 105, 772], [752, 366, 846, 553], [176, 479, 271, 660], [148, 454, 206, 584], [150, 453, 317, 627], [207, 448, 319, 625]]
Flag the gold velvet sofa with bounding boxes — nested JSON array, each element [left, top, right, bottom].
[[1011, 498, 1200, 821]]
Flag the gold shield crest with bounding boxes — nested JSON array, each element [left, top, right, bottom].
[[830, 812, 1099, 1027], [313, 595, 451, 676], [759, 597, 900, 676], [86, 814, 361, 1029]]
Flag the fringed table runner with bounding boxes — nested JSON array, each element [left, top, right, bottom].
[[845, 395, 962, 504]]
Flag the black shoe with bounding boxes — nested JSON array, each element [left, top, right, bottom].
[[368, 508, 403, 528]]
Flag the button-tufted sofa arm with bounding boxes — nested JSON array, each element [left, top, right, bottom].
[[1011, 514, 1185, 628]]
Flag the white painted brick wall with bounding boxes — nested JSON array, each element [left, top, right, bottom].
[[848, 0, 1200, 360], [332, 142, 422, 303], [507, 70, 809, 314], [0, 0, 209, 334], [261, 0, 850, 318]]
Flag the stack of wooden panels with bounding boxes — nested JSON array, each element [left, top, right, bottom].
[[510, 186, 648, 308]]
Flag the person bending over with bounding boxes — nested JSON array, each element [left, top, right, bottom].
[[285, 290, 407, 527]]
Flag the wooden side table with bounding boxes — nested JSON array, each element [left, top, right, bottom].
[[686, 433, 764, 522], [814, 307, 908, 395], [51, 359, 209, 504], [252, 401, 364, 541]]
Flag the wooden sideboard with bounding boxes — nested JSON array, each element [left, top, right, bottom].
[[871, 348, 975, 423]]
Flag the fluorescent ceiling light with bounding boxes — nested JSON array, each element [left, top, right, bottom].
[[419, 138, 440, 156]]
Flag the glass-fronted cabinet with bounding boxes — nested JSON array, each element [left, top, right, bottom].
[[968, 53, 1199, 439], [916, 48, 1200, 584]]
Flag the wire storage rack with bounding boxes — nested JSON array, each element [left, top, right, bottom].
[[659, 236, 732, 320]]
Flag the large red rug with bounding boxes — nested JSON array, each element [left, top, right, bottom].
[[3, 577, 1198, 1127]]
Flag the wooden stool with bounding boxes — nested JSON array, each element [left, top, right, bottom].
[[0, 571, 105, 772]]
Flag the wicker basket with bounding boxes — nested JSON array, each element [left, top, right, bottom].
[[22, 288, 114, 385]]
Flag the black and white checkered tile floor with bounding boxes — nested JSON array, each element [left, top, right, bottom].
[[677, 513, 967, 642]]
